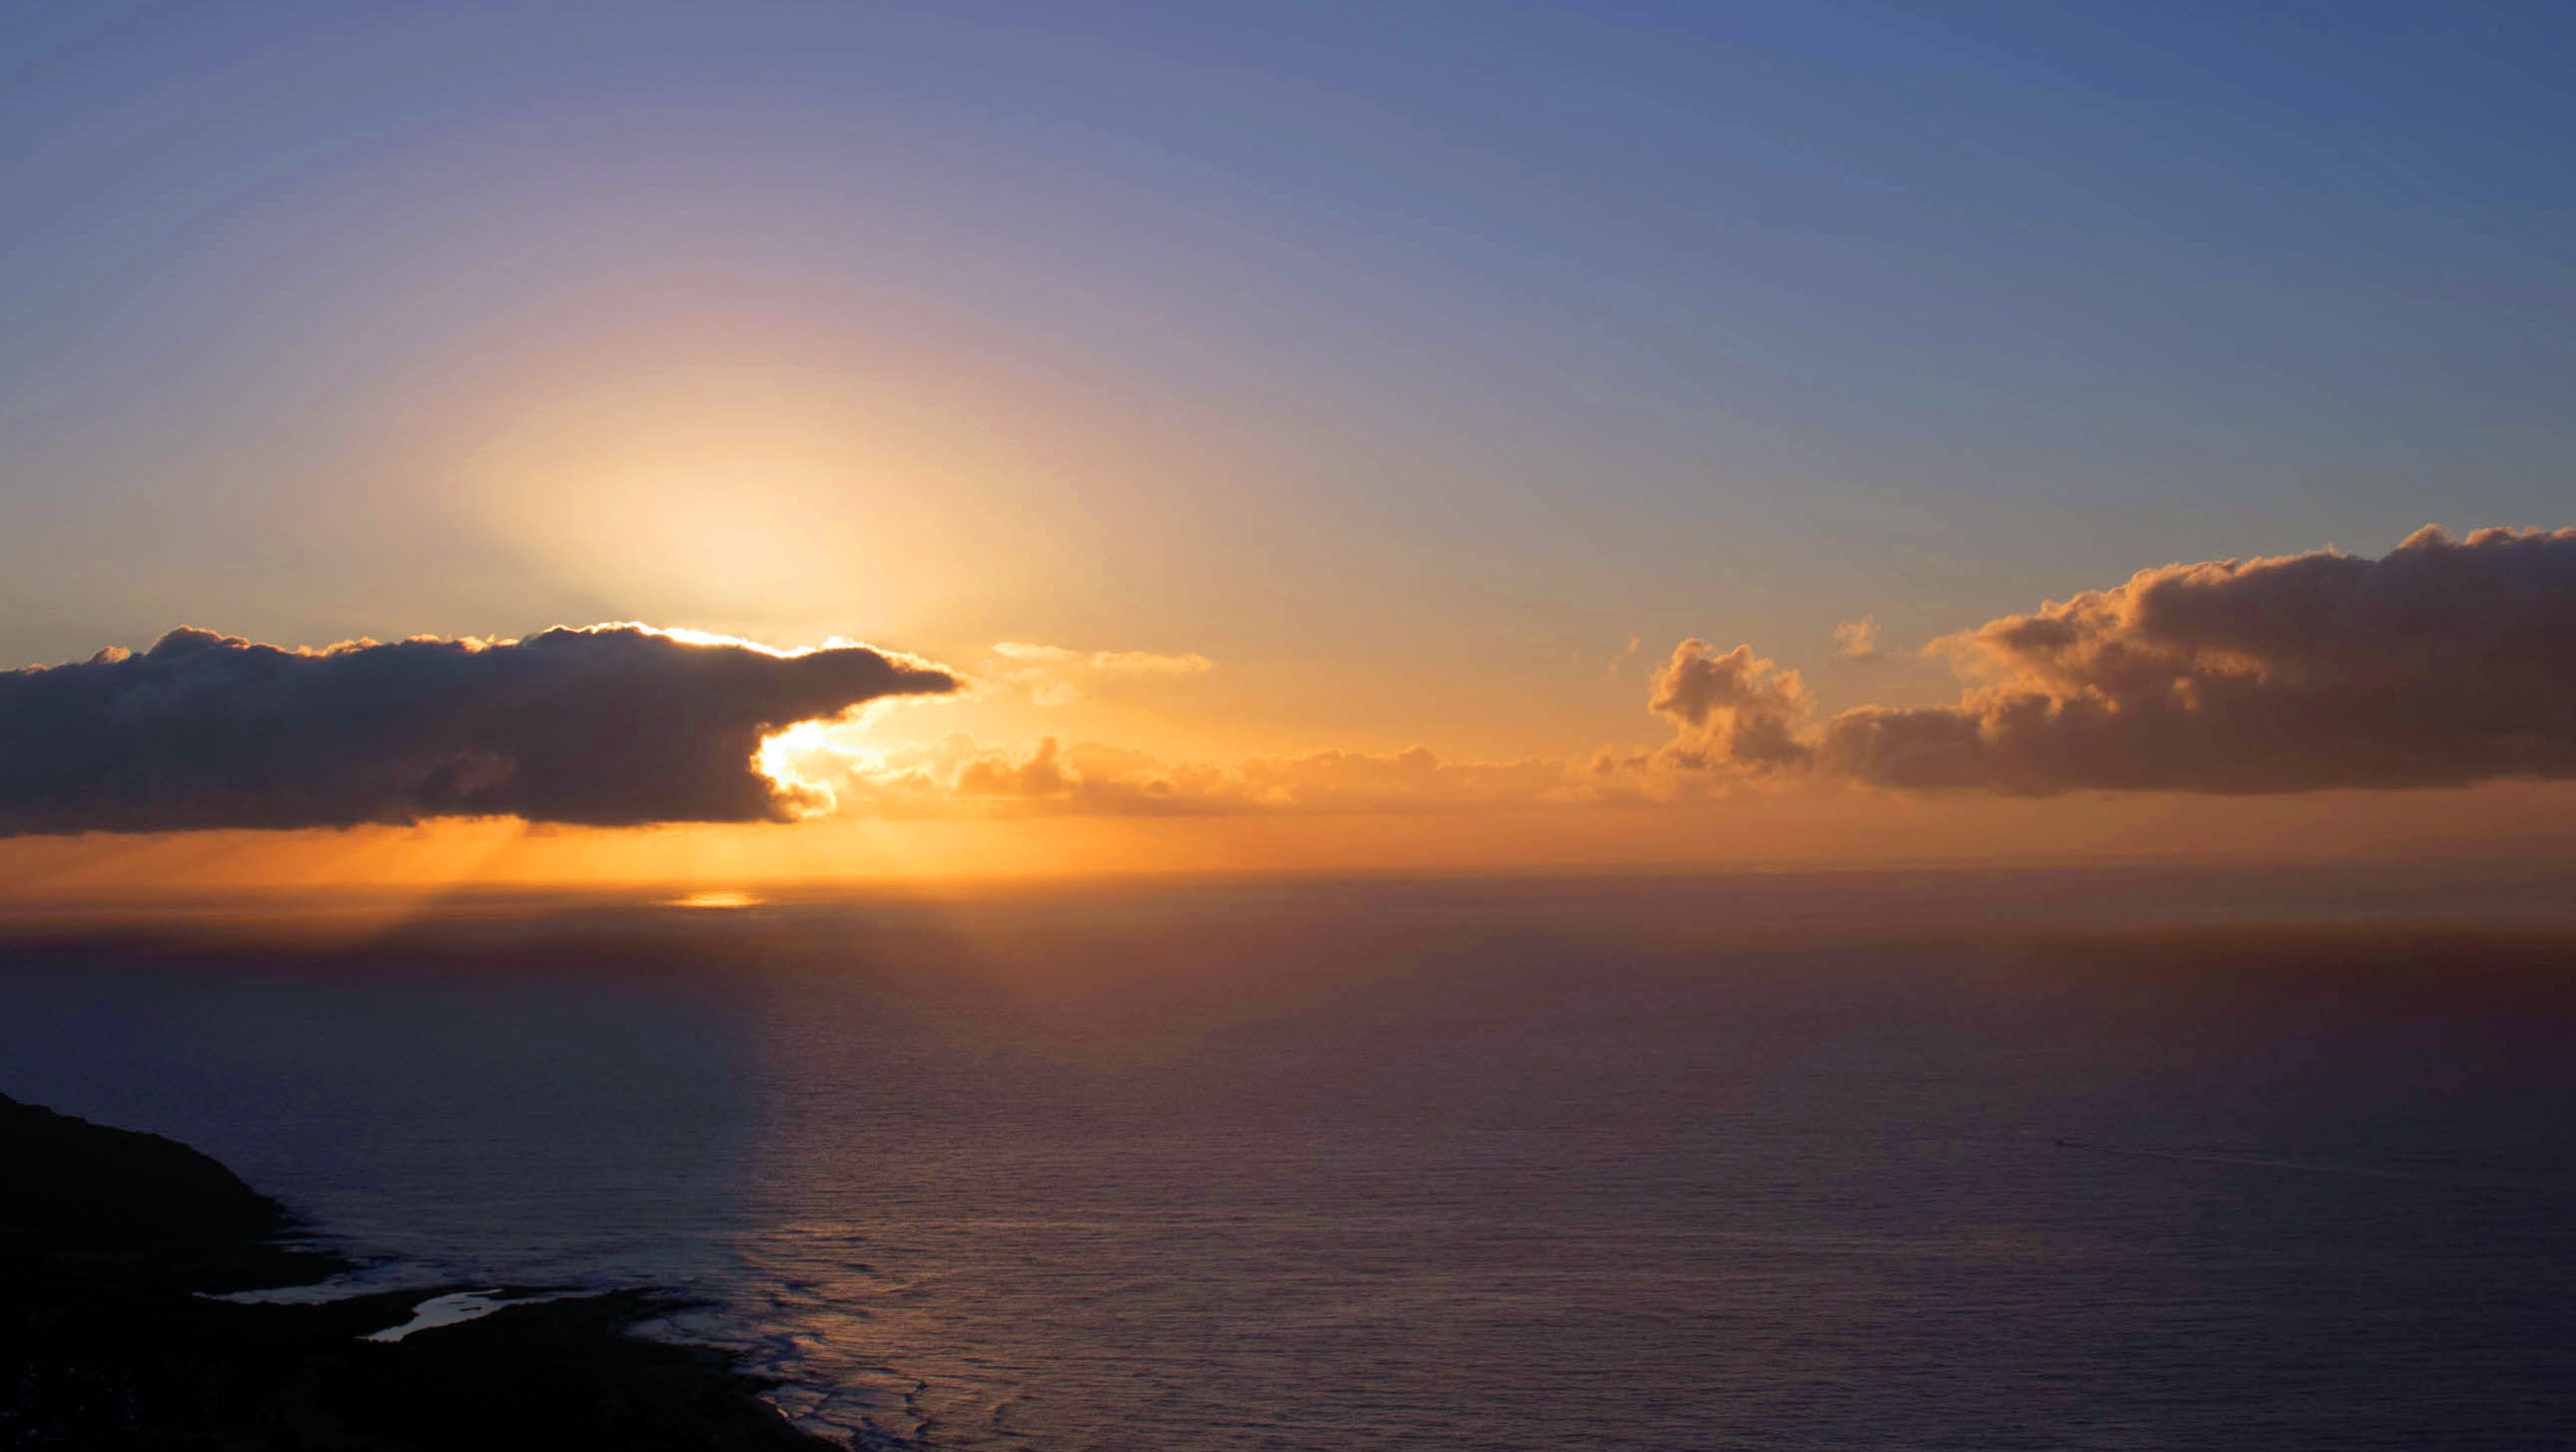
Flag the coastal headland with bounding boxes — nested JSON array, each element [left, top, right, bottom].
[[0, 1092, 828, 1449]]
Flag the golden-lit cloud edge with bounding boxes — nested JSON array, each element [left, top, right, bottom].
[[773, 524, 2576, 819], [1651, 525, 2576, 794], [8, 526, 2574, 839], [0, 624, 956, 832]]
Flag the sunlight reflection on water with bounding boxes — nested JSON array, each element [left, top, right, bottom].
[[5, 878, 2575, 1449]]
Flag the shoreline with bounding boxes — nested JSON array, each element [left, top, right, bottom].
[[0, 1092, 833, 1450]]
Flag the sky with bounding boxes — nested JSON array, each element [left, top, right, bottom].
[[4, 1, 2575, 888]]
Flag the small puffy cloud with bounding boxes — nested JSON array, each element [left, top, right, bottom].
[[0, 625, 956, 833], [1660, 525, 2576, 795], [986, 641, 1214, 705], [1646, 640, 1815, 773], [1833, 616, 1882, 662]]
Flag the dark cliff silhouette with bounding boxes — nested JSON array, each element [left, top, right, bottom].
[[0, 1093, 826, 1450]]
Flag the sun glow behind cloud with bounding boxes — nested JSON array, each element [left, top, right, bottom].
[[753, 719, 855, 819], [431, 324, 1165, 660], [667, 890, 763, 909], [8, 0, 2575, 876], [12, 525, 2576, 895]]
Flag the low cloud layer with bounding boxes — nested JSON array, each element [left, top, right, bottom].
[[771, 732, 1586, 817], [1670, 526, 2576, 794], [986, 641, 1213, 706], [0, 625, 956, 833]]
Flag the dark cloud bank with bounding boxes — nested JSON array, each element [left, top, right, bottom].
[[8, 525, 2570, 837], [1660, 526, 2576, 794], [0, 626, 955, 833]]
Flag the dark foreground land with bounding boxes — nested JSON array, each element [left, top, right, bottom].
[[0, 1093, 826, 1450]]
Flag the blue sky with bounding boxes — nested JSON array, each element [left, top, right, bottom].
[[4, 0, 2573, 757]]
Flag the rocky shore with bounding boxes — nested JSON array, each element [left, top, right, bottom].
[[0, 1093, 830, 1450]]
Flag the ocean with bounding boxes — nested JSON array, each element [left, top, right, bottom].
[[4, 869, 2573, 1449]]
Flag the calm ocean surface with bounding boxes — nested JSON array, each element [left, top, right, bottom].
[[4, 871, 2573, 1450]]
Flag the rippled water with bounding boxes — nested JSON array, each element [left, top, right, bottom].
[[5, 873, 2573, 1449]]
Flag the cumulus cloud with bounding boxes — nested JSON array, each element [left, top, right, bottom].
[[986, 641, 1214, 705], [0, 625, 956, 833], [1646, 640, 1816, 773], [34, 526, 2555, 836], [1668, 526, 2576, 794], [1833, 616, 1882, 662]]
